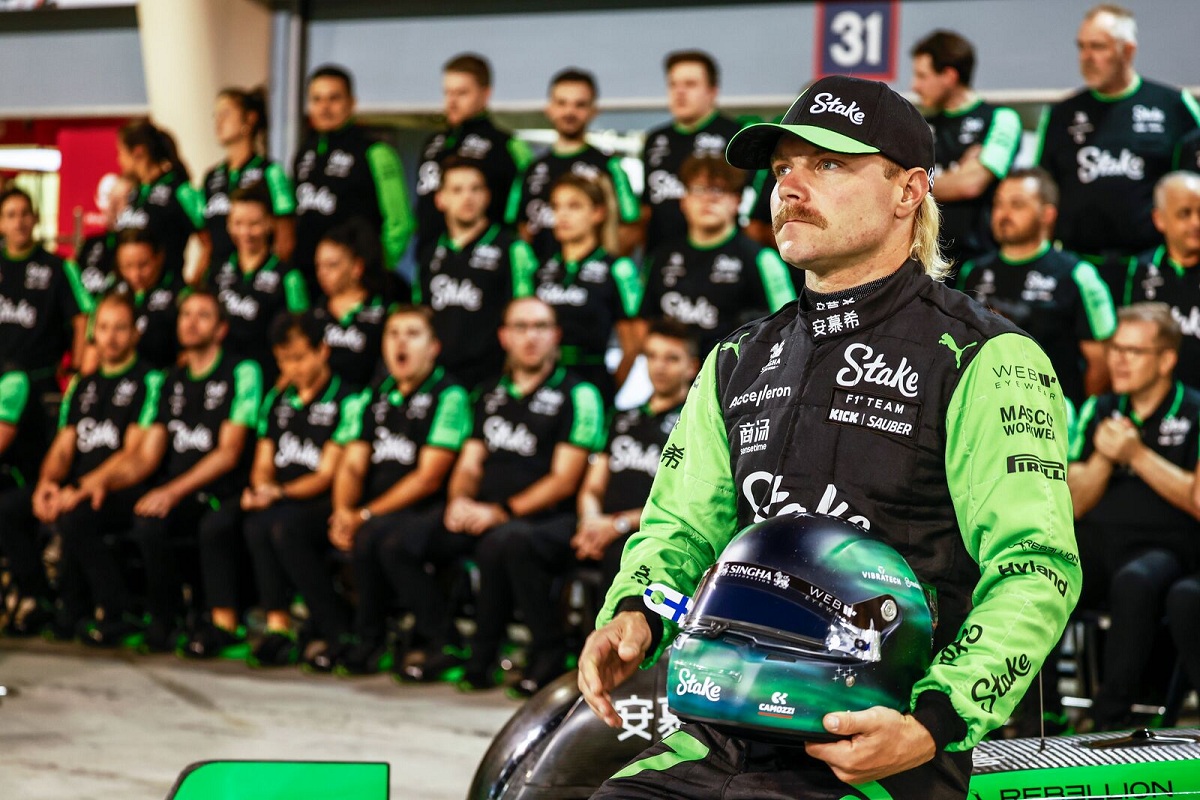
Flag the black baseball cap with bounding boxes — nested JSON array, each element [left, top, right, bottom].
[[726, 75, 935, 177]]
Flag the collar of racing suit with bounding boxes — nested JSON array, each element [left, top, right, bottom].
[[796, 260, 921, 337]]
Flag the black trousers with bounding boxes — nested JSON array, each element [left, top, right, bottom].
[[1093, 547, 1186, 720], [0, 484, 50, 600], [351, 503, 463, 644], [471, 512, 577, 665], [243, 498, 349, 640], [1166, 574, 1200, 699], [592, 724, 971, 800], [130, 495, 239, 624], [54, 488, 140, 620]]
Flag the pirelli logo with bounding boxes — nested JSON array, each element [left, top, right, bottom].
[[1006, 454, 1065, 481]]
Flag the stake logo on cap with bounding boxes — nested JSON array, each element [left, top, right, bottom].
[[726, 75, 935, 183]]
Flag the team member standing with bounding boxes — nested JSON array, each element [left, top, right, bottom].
[[640, 50, 746, 256], [292, 65, 414, 296], [115, 120, 207, 281], [237, 313, 358, 668], [0, 187, 92, 382], [957, 168, 1116, 405], [581, 76, 1078, 797], [1067, 303, 1200, 730], [535, 173, 642, 401], [210, 185, 310, 385], [572, 321, 697, 584], [77, 175, 134, 298], [1036, 4, 1200, 261], [414, 53, 532, 255], [638, 154, 795, 357], [201, 87, 296, 273], [312, 221, 390, 390], [326, 306, 471, 675], [0, 361, 51, 635], [414, 158, 537, 392], [1110, 172, 1200, 386], [911, 30, 1022, 267], [506, 69, 640, 260], [32, 293, 162, 644], [107, 230, 182, 371], [411, 298, 604, 695], [88, 290, 261, 654]]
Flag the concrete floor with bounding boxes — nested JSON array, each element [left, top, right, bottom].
[[0, 639, 520, 800]]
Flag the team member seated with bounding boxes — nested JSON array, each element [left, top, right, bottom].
[[408, 297, 604, 696], [1067, 302, 1200, 730], [326, 305, 471, 675], [239, 312, 358, 668]]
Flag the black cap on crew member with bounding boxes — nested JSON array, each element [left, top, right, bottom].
[[726, 75, 936, 184]]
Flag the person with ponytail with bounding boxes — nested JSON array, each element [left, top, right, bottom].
[[114, 120, 206, 283], [533, 172, 642, 402], [201, 87, 296, 274]]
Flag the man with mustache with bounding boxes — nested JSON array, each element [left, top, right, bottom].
[[506, 69, 640, 261], [636, 153, 795, 358], [580, 76, 1078, 799]]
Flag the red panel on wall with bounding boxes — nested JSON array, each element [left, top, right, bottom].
[[57, 123, 124, 250]]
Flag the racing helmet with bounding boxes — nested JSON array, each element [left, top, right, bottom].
[[666, 513, 934, 742]]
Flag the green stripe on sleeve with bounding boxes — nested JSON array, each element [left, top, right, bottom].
[[568, 381, 605, 450], [176, 183, 207, 229], [426, 385, 471, 451], [230, 360, 264, 427], [139, 370, 164, 427], [507, 137, 534, 171], [263, 162, 296, 216], [284, 269, 310, 313], [1072, 260, 1117, 340], [607, 157, 641, 223], [504, 168, 527, 226], [0, 371, 31, 425], [510, 240, 538, 298], [1064, 396, 1079, 460], [610, 731, 709, 780], [757, 248, 798, 311], [978, 107, 1022, 179], [956, 260, 976, 290], [1070, 395, 1097, 462], [335, 389, 370, 444], [64, 259, 95, 314], [366, 142, 416, 268], [258, 387, 281, 437], [1182, 89, 1200, 128], [1033, 106, 1051, 167], [58, 375, 79, 430], [611, 256, 643, 318]]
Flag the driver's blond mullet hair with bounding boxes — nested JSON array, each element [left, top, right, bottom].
[[912, 192, 951, 281]]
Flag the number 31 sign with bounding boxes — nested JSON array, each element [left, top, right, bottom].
[[815, 0, 899, 81]]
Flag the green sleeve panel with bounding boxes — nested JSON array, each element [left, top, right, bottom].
[[510, 240, 538, 298], [257, 388, 281, 437], [230, 360, 264, 428], [955, 260, 976, 290], [411, 262, 424, 304], [612, 257, 643, 318], [914, 332, 1080, 751], [568, 381, 606, 451], [58, 375, 79, 430], [607, 157, 642, 224], [1181, 90, 1200, 128], [176, 183, 207, 230], [1033, 107, 1052, 168], [1121, 256, 1139, 307], [284, 269, 310, 313], [0, 371, 31, 425], [1063, 396, 1079, 461], [1069, 395, 1098, 462], [366, 142, 416, 267], [426, 385, 472, 451], [504, 168, 527, 226], [507, 137, 534, 172], [597, 347, 739, 666], [64, 260, 95, 314], [756, 248, 798, 311], [1071, 260, 1117, 340], [139, 370, 164, 427], [978, 107, 1023, 180], [336, 389, 370, 444], [263, 162, 297, 216]]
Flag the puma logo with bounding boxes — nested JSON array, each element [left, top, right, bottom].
[[939, 333, 977, 369], [719, 332, 751, 360]]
